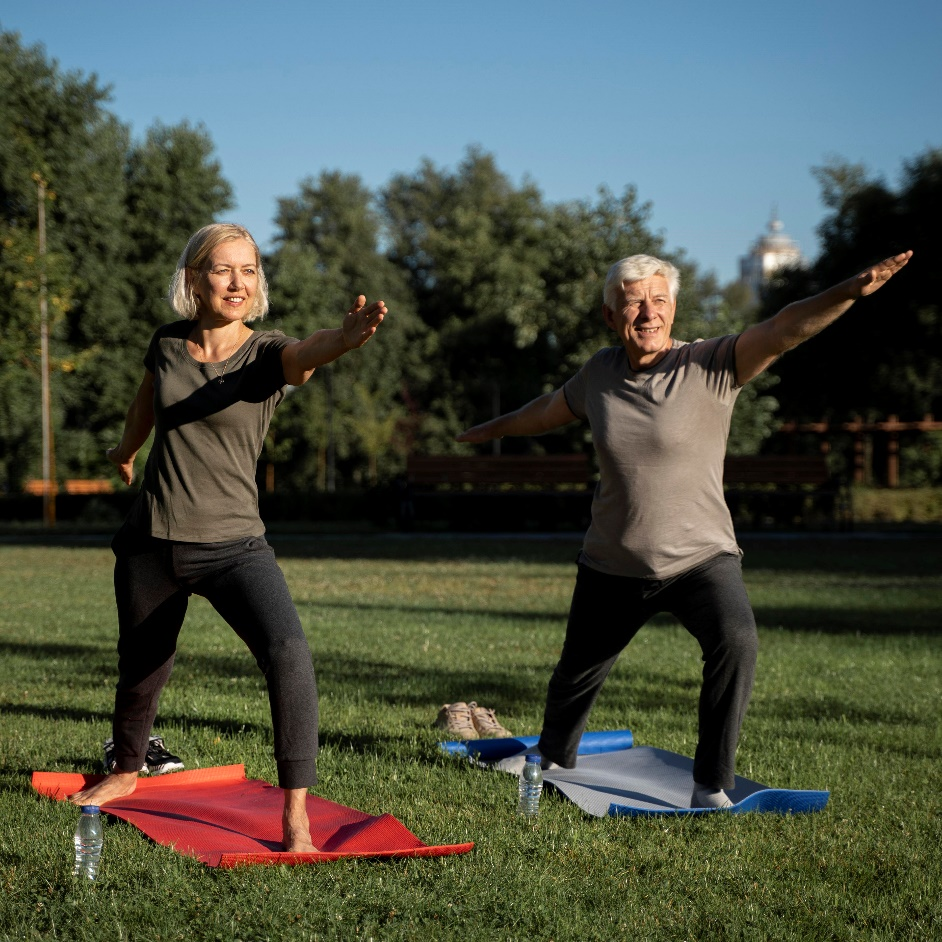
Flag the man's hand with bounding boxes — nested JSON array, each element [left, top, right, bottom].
[[852, 250, 913, 298], [456, 422, 498, 444], [341, 295, 387, 350], [735, 249, 914, 386]]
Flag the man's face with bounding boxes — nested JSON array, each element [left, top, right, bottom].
[[603, 274, 676, 370]]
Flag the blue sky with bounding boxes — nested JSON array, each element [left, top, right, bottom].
[[3, 1, 939, 284]]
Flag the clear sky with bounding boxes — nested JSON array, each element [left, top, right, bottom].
[[3, 0, 939, 284]]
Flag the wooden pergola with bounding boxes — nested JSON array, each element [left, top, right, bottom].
[[777, 414, 942, 487]]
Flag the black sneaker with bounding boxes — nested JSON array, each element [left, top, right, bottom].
[[102, 737, 147, 774], [145, 736, 184, 775]]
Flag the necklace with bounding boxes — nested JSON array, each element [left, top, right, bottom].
[[192, 329, 244, 384]]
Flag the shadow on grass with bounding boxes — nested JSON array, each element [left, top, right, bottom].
[[296, 597, 567, 623], [0, 701, 269, 740], [753, 692, 923, 728], [751, 604, 941, 635], [0, 639, 110, 659]]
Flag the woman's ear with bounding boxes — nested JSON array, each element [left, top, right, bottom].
[[186, 268, 201, 302]]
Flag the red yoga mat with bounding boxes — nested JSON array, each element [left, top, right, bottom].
[[32, 764, 473, 867]]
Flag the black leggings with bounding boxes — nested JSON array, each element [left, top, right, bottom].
[[537, 553, 758, 789], [110, 524, 318, 789]]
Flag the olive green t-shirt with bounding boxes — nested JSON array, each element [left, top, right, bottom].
[[563, 335, 743, 579], [129, 320, 295, 542]]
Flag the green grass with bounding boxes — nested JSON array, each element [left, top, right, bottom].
[[1, 534, 940, 941]]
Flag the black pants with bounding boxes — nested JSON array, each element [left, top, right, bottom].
[[110, 524, 318, 789], [537, 553, 758, 789]]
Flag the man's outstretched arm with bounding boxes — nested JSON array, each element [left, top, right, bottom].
[[735, 250, 913, 386], [456, 388, 578, 443]]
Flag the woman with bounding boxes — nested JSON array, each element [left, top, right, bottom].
[[70, 223, 386, 851]]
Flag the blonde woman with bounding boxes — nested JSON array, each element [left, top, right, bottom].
[[70, 223, 386, 851]]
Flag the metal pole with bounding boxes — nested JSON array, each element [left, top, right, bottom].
[[37, 177, 55, 527], [491, 381, 501, 456], [326, 366, 336, 493]]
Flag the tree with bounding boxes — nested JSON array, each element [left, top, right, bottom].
[[382, 149, 551, 450], [0, 30, 128, 489], [764, 150, 942, 422], [265, 171, 429, 489], [382, 149, 778, 457], [70, 122, 235, 445], [0, 29, 236, 489]]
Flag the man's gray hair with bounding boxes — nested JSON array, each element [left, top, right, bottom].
[[603, 254, 681, 307]]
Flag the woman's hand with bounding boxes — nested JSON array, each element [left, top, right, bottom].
[[107, 447, 136, 486], [341, 295, 387, 350]]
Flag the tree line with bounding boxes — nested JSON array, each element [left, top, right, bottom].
[[2, 29, 939, 494]]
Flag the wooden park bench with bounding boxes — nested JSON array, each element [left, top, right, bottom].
[[402, 453, 845, 530], [23, 479, 114, 496], [721, 454, 848, 528], [401, 454, 592, 530], [405, 454, 591, 492]]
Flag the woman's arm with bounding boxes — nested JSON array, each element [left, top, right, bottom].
[[281, 295, 387, 386], [456, 388, 578, 443], [107, 371, 155, 486]]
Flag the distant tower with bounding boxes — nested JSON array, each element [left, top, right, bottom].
[[739, 210, 802, 300]]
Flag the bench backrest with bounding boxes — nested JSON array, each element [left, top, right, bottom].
[[406, 454, 590, 488], [722, 455, 831, 486]]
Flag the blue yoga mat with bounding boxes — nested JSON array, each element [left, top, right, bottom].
[[440, 730, 829, 817], [440, 729, 633, 761]]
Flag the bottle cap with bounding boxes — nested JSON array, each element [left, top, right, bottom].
[[524, 754, 540, 763], [80, 805, 100, 813]]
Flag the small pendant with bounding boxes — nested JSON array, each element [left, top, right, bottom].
[[218, 378, 225, 385]]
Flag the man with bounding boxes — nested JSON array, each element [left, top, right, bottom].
[[457, 250, 912, 807]]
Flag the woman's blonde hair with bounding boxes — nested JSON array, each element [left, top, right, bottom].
[[168, 223, 270, 321]]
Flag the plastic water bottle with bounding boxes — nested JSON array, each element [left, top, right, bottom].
[[517, 754, 543, 817], [72, 805, 103, 880]]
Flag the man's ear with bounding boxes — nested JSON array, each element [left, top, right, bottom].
[[602, 304, 616, 330]]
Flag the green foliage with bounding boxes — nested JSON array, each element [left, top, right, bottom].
[[851, 485, 942, 523], [265, 171, 432, 489], [765, 149, 942, 425], [1, 28, 799, 495], [0, 536, 940, 940], [0, 30, 232, 490]]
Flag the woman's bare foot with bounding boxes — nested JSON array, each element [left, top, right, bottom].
[[282, 787, 318, 852], [69, 770, 139, 807]]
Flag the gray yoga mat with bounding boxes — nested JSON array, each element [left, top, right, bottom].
[[487, 743, 829, 817]]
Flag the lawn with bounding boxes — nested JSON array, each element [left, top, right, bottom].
[[0, 533, 940, 941]]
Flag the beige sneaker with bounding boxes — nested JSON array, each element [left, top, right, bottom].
[[433, 702, 479, 739], [469, 702, 513, 739]]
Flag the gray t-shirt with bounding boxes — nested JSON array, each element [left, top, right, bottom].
[[563, 336, 742, 579], [129, 320, 295, 542]]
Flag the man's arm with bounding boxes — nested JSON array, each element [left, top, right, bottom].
[[107, 371, 156, 486], [281, 294, 387, 386], [735, 250, 913, 386], [456, 388, 578, 443]]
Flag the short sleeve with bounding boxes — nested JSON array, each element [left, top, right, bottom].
[[563, 361, 590, 420], [143, 329, 161, 373], [255, 330, 297, 389], [686, 334, 740, 397]]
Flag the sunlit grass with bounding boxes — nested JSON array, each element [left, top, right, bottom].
[[1, 534, 940, 940]]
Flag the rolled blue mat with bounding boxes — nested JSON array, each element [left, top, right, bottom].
[[439, 728, 634, 759]]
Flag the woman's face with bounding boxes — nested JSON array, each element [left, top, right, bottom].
[[193, 238, 259, 323]]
